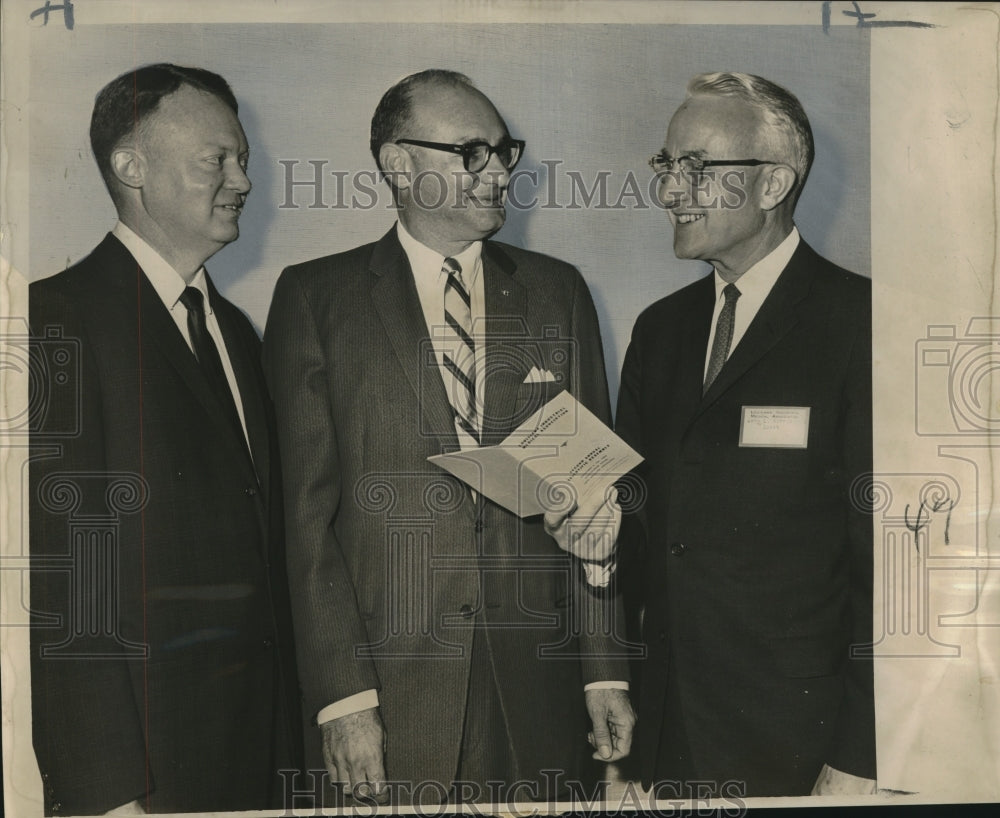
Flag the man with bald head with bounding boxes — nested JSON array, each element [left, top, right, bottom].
[[264, 69, 633, 805], [30, 64, 300, 814], [616, 72, 876, 796]]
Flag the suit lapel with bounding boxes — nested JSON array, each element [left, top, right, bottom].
[[480, 243, 529, 445], [368, 227, 459, 451], [100, 234, 257, 475], [208, 276, 267, 485], [674, 274, 716, 425], [698, 242, 814, 413]]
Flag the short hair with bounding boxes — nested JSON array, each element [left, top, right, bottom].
[[369, 69, 475, 172], [686, 72, 814, 205], [90, 63, 238, 195]]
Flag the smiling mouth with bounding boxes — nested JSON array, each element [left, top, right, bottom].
[[675, 213, 705, 224], [217, 203, 243, 214], [469, 193, 505, 207]]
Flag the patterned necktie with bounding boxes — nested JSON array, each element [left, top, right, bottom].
[[178, 286, 245, 440], [703, 282, 741, 394], [441, 257, 478, 443]]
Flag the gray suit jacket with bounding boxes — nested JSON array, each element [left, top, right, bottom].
[[263, 226, 628, 789]]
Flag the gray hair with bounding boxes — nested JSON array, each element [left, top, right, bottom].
[[687, 72, 814, 204]]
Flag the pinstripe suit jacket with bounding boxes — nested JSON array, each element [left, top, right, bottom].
[[263, 225, 628, 789]]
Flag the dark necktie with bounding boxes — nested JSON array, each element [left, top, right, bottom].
[[178, 286, 245, 441], [704, 282, 741, 394], [441, 257, 479, 445]]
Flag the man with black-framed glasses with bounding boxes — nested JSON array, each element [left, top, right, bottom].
[[263, 68, 634, 806], [616, 72, 876, 797]]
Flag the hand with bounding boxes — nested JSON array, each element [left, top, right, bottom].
[[544, 487, 621, 563], [103, 800, 145, 815], [321, 707, 389, 803], [811, 764, 877, 795], [584, 687, 636, 762]]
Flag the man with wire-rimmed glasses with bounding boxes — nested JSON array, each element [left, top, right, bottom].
[[263, 69, 634, 806], [615, 72, 876, 797]]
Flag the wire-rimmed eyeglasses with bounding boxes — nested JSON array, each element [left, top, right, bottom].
[[648, 152, 774, 176]]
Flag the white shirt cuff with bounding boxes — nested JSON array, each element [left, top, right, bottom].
[[584, 681, 630, 691], [317, 689, 380, 724]]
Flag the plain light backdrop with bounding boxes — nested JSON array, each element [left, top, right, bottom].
[[27, 23, 870, 405]]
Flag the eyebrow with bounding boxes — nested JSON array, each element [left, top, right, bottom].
[[453, 134, 510, 144], [202, 147, 248, 162], [661, 148, 709, 159]]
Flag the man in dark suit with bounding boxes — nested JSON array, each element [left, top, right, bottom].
[[616, 72, 876, 797], [263, 69, 634, 806], [29, 64, 300, 814]]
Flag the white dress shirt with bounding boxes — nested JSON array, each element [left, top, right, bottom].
[[317, 222, 625, 727], [704, 227, 800, 377], [112, 222, 251, 450]]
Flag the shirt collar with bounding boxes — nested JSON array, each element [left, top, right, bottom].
[[396, 220, 482, 287], [112, 221, 211, 312], [714, 226, 800, 302]]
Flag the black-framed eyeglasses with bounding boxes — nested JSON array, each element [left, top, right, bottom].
[[649, 152, 774, 175], [396, 137, 526, 173]]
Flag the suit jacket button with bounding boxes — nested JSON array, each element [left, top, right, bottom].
[[474, 520, 484, 533], [670, 542, 686, 556], [263, 637, 274, 648], [659, 630, 667, 642], [459, 604, 474, 618]]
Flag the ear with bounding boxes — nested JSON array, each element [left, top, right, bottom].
[[110, 147, 145, 190], [758, 164, 797, 211], [379, 143, 412, 192]]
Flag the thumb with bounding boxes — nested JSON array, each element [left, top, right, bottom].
[[591, 717, 612, 759], [543, 499, 579, 534]]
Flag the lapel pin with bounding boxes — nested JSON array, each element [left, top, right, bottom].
[[501, 288, 510, 297]]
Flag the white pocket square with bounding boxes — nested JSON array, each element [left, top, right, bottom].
[[523, 367, 558, 384]]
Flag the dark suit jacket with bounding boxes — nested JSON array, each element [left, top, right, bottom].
[[29, 234, 302, 814], [262, 226, 629, 791], [615, 240, 875, 796]]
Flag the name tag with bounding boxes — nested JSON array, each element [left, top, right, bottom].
[[739, 406, 810, 448]]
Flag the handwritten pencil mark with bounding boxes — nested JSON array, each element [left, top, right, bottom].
[[30, 0, 74, 29], [822, 1, 935, 34], [904, 495, 956, 551]]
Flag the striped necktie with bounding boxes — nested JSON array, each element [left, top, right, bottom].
[[441, 257, 478, 444]]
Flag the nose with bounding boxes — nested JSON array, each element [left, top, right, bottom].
[[227, 161, 252, 195], [656, 169, 688, 210], [479, 149, 511, 187]]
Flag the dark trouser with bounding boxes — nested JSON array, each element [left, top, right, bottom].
[[452, 622, 514, 803], [649, 660, 700, 799]]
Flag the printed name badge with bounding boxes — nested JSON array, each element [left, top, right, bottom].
[[739, 406, 810, 448]]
